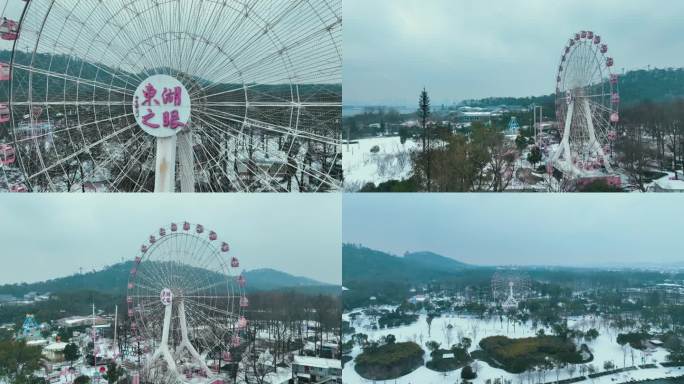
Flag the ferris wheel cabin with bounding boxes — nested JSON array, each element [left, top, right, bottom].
[[0, 18, 19, 40], [10, 184, 27, 193], [0, 104, 10, 123], [0, 144, 16, 165], [0, 63, 10, 81]]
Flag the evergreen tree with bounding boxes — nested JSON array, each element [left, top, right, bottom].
[[418, 88, 431, 191]]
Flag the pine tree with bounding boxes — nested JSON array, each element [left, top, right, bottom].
[[418, 88, 431, 191]]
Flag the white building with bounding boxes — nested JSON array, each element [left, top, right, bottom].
[[292, 356, 341, 383]]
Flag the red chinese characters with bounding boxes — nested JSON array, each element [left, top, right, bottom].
[[142, 109, 160, 129], [142, 83, 160, 106], [162, 86, 183, 106], [139, 83, 186, 130]]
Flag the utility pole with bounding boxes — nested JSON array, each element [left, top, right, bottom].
[[114, 305, 118, 358]]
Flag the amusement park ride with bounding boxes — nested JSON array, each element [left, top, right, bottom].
[[547, 30, 621, 186], [21, 313, 39, 338], [0, 0, 342, 192], [491, 271, 532, 311], [127, 222, 246, 383]]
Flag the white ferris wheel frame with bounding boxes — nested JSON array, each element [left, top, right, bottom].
[[0, 0, 343, 193], [550, 30, 619, 178], [127, 222, 246, 383]]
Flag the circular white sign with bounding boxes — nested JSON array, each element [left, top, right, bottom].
[[133, 75, 191, 138], [160, 288, 174, 306]]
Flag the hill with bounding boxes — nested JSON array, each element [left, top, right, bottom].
[[342, 244, 487, 309], [0, 262, 337, 297], [464, 67, 684, 109], [403, 251, 471, 272], [342, 244, 473, 284]]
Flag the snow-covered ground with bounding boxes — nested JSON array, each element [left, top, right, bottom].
[[343, 306, 679, 384], [343, 137, 418, 191], [646, 171, 684, 192]]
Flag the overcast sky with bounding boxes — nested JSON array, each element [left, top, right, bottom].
[[343, 194, 682, 267], [0, 195, 341, 285], [344, 0, 684, 106]]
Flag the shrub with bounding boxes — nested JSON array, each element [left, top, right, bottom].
[[461, 365, 477, 380]]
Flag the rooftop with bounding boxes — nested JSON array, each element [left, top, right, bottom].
[[293, 356, 341, 370]]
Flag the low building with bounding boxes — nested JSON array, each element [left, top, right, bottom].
[[43, 341, 68, 361], [57, 315, 109, 328], [292, 356, 341, 383]]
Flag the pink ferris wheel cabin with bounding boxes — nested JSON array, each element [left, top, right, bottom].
[[0, 104, 10, 123], [0, 18, 19, 40], [0, 63, 10, 81], [0, 144, 16, 165]]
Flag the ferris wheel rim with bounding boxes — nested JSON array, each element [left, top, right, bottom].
[[550, 30, 620, 175], [1, 0, 342, 192], [125, 221, 247, 363]]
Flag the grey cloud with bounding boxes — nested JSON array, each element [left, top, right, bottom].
[[0, 194, 341, 285], [344, 0, 684, 105]]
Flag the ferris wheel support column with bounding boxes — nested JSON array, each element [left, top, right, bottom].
[[150, 303, 179, 375], [176, 300, 211, 375], [154, 137, 177, 192], [178, 128, 195, 193], [551, 100, 575, 174], [581, 98, 613, 173]]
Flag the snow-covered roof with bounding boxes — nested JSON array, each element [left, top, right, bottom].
[[26, 339, 48, 346], [651, 173, 684, 191], [293, 356, 341, 370], [44, 342, 68, 352]]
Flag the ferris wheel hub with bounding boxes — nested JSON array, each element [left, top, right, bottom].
[[160, 288, 174, 306], [133, 75, 192, 138]]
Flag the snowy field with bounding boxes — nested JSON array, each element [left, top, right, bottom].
[[342, 137, 418, 191], [343, 306, 680, 384]]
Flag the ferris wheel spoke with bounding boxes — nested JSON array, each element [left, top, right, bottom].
[[201, 107, 338, 145], [191, 83, 254, 100], [192, 114, 293, 192], [132, 280, 165, 297], [239, 22, 341, 81], [182, 302, 235, 338], [14, 113, 135, 144], [11, 101, 128, 106], [580, 93, 612, 99], [11, 64, 135, 97], [200, 3, 341, 88], [185, 298, 239, 319], [93, 134, 151, 191], [183, 279, 231, 296], [111, 2, 176, 78], [7, 0, 341, 192], [178, 1, 228, 79], [202, 101, 340, 109], [45, 1, 154, 79], [26, 123, 135, 180], [190, 115, 283, 192]]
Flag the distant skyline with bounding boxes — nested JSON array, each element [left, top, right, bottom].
[[343, 194, 683, 268], [0, 195, 341, 285], [344, 0, 684, 106]]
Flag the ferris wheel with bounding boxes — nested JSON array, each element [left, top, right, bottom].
[[0, 0, 342, 192], [127, 222, 248, 383], [491, 270, 531, 310], [549, 30, 620, 178]]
